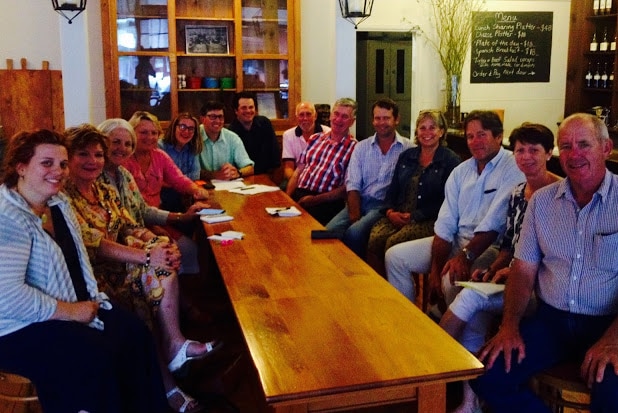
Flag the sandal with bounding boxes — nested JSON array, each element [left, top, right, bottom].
[[168, 339, 223, 376], [166, 386, 203, 413]]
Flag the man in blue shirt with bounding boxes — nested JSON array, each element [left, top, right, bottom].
[[198, 101, 254, 181], [325, 98, 412, 258], [386, 110, 525, 308], [473, 113, 618, 412]]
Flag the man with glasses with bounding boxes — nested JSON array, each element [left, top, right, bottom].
[[228, 91, 281, 176], [198, 100, 254, 181]]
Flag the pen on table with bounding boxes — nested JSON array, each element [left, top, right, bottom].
[[484, 188, 497, 194], [276, 207, 291, 212], [239, 186, 255, 191]]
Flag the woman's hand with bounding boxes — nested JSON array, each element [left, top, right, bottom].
[[387, 210, 411, 229], [178, 201, 212, 222], [193, 187, 209, 200], [53, 301, 98, 324], [149, 243, 181, 271]]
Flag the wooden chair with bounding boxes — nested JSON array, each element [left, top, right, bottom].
[[412, 272, 430, 312], [531, 362, 591, 413], [0, 371, 40, 413]]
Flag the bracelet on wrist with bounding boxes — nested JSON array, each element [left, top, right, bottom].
[[144, 250, 151, 268]]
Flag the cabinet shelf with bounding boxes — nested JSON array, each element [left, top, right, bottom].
[[101, 0, 300, 130]]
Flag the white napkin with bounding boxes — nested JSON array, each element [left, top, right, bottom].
[[265, 206, 301, 217]]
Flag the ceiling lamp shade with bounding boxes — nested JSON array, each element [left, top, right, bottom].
[[52, 0, 87, 24], [338, 0, 374, 29]]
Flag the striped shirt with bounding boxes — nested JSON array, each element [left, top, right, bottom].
[[345, 132, 413, 207], [516, 171, 618, 316], [297, 131, 357, 193], [0, 185, 101, 337]]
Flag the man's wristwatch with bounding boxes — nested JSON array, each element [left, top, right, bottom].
[[462, 247, 476, 262]]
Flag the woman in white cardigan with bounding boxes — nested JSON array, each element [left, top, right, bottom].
[[0, 129, 167, 413]]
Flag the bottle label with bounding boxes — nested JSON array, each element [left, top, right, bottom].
[[601, 42, 609, 51], [591, 42, 599, 52], [594, 0, 601, 13]]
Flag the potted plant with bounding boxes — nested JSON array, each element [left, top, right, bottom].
[[421, 0, 485, 127]]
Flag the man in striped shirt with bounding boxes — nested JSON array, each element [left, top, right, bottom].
[[473, 113, 618, 412], [286, 98, 358, 225]]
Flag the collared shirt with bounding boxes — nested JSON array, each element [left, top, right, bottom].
[[198, 126, 254, 172], [158, 140, 200, 180], [228, 115, 280, 174], [123, 149, 196, 207], [297, 131, 357, 193], [345, 132, 413, 208], [100, 166, 169, 227], [516, 171, 618, 316], [434, 146, 525, 245], [282, 123, 331, 163], [0, 185, 101, 337]]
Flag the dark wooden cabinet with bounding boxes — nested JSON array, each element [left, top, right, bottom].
[[565, 0, 618, 127]]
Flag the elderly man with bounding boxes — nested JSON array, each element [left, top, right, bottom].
[[472, 113, 618, 412], [286, 98, 358, 225], [325, 98, 412, 258], [281, 102, 331, 187], [385, 110, 525, 307], [198, 100, 254, 181]]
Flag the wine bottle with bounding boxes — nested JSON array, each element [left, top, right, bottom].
[[600, 27, 609, 51], [602, 62, 609, 88], [586, 62, 593, 87], [591, 31, 599, 52], [605, 0, 613, 14], [612, 33, 617, 51], [594, 62, 602, 87], [609, 65, 615, 89], [594, 0, 601, 14]]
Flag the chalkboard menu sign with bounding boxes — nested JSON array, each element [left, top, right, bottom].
[[470, 12, 553, 83]]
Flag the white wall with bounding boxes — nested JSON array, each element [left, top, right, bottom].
[[315, 0, 571, 138], [1, 0, 570, 138]]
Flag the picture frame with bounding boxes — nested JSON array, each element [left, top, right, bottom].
[[185, 25, 229, 54]]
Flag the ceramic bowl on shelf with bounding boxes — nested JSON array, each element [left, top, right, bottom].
[[220, 77, 235, 89], [204, 77, 219, 88], [187, 76, 202, 89]]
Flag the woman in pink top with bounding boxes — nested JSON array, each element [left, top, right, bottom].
[[125, 111, 209, 208]]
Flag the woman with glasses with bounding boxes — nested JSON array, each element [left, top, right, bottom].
[[158, 113, 203, 213], [124, 111, 209, 209], [366, 110, 461, 276]]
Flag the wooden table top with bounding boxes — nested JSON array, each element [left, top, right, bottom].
[[202, 175, 484, 406]]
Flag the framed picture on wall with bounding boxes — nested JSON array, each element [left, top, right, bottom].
[[185, 25, 229, 54]]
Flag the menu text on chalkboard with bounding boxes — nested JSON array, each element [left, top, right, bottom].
[[470, 12, 553, 83]]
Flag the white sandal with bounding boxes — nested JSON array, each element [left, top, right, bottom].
[[166, 386, 202, 413], [168, 339, 223, 375]]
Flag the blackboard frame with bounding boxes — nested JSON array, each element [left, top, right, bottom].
[[470, 11, 553, 84]]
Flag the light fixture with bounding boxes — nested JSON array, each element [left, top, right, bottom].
[[52, 0, 87, 24], [338, 0, 374, 29]]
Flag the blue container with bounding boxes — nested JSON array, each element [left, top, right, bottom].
[[204, 77, 219, 89]]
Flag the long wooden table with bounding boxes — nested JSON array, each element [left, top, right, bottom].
[[202, 175, 484, 413]]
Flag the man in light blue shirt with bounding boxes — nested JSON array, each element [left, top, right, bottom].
[[326, 98, 412, 257], [198, 101, 254, 181], [386, 110, 525, 308]]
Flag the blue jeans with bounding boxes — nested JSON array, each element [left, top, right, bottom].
[[471, 301, 618, 413], [326, 202, 384, 258]]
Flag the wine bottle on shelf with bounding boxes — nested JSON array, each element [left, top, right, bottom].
[[601, 27, 609, 51], [602, 62, 609, 88], [612, 33, 617, 51], [594, 0, 601, 14], [605, 0, 613, 14], [586, 62, 593, 87], [609, 65, 615, 89], [591, 31, 599, 52], [594, 62, 602, 88]]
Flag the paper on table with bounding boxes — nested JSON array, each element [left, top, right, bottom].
[[455, 281, 505, 299], [200, 214, 234, 224], [265, 206, 301, 217], [208, 230, 244, 241], [228, 184, 280, 195], [211, 178, 245, 191]]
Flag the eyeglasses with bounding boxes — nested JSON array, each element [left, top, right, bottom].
[[177, 124, 196, 133], [206, 114, 225, 121]]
